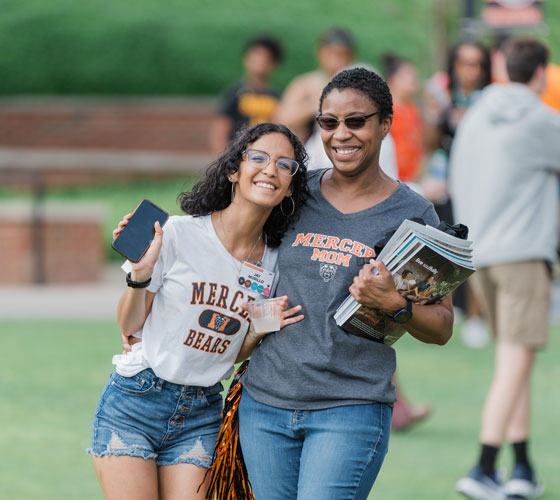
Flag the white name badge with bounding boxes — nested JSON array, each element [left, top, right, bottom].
[[237, 261, 275, 297]]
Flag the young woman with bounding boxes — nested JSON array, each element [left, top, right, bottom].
[[87, 122, 308, 500], [239, 68, 454, 500]]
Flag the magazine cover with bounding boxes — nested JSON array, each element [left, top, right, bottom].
[[334, 220, 475, 346]]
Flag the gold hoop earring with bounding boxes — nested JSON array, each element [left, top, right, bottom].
[[280, 196, 295, 217]]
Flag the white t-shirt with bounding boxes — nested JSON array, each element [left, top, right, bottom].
[[114, 215, 278, 386]]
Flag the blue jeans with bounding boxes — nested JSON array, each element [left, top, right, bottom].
[[238, 390, 392, 500], [88, 368, 223, 467]]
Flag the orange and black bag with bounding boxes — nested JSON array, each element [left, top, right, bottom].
[[203, 360, 254, 500]]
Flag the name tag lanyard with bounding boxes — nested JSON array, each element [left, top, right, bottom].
[[218, 213, 275, 297]]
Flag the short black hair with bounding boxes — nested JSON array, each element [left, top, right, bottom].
[[505, 37, 549, 83], [179, 123, 308, 248], [318, 67, 393, 122], [244, 35, 284, 64]]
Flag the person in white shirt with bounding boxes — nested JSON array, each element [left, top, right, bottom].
[[87, 122, 308, 500]]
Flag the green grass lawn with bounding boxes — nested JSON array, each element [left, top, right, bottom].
[[1, 319, 558, 499]]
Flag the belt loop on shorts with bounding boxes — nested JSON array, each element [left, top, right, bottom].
[[155, 378, 164, 392]]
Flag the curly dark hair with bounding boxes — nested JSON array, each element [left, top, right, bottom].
[[318, 67, 393, 122], [178, 122, 308, 248]]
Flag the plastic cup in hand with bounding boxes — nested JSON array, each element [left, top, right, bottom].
[[247, 298, 283, 334]]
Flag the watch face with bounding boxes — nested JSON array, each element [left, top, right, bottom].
[[393, 309, 413, 324]]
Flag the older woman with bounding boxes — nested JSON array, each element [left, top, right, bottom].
[[239, 68, 453, 500]]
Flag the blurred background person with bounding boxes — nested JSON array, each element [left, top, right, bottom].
[[541, 62, 560, 112], [275, 27, 398, 177], [422, 40, 492, 348], [210, 35, 284, 154], [382, 53, 424, 189], [274, 27, 356, 143], [451, 37, 559, 500]]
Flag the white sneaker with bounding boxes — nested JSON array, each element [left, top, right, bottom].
[[461, 316, 489, 348], [456, 465, 505, 500], [505, 464, 544, 499]]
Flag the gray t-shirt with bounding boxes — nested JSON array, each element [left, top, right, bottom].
[[243, 169, 439, 410]]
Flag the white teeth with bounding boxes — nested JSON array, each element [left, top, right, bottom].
[[255, 182, 276, 190], [335, 147, 359, 155]]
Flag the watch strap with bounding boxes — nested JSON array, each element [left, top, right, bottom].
[[126, 272, 152, 289]]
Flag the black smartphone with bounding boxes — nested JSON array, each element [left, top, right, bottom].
[[112, 199, 169, 263]]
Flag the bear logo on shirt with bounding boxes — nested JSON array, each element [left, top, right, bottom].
[[319, 263, 337, 282]]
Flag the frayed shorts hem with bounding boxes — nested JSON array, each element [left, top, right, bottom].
[[86, 448, 212, 468], [86, 447, 158, 461]]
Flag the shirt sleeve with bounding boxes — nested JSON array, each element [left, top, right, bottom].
[[421, 203, 441, 227]]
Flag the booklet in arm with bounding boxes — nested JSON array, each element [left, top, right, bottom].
[[334, 219, 475, 346]]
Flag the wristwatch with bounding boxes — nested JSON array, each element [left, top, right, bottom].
[[390, 298, 413, 324]]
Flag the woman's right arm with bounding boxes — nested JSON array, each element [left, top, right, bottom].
[[117, 288, 156, 337], [113, 214, 163, 337]]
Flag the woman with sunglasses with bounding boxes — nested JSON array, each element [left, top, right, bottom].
[[239, 67, 454, 499], [88, 122, 308, 500]]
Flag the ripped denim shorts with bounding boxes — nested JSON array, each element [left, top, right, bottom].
[[87, 368, 223, 468]]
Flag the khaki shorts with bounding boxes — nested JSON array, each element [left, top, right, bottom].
[[469, 260, 551, 349]]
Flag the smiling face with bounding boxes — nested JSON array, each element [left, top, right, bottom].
[[229, 132, 294, 209], [320, 88, 392, 176]]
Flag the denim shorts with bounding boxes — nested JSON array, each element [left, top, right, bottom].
[[87, 368, 223, 468]]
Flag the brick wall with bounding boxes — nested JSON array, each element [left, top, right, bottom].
[[0, 202, 105, 284], [0, 97, 217, 153]]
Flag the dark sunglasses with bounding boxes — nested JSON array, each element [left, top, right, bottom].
[[315, 111, 379, 131]]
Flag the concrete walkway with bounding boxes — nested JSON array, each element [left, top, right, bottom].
[[0, 264, 124, 320]]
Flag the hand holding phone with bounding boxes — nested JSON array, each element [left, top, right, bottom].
[[112, 199, 169, 269]]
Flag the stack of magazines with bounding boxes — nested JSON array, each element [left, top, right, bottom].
[[334, 219, 475, 346]]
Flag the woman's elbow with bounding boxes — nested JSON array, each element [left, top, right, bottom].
[[435, 328, 453, 346]]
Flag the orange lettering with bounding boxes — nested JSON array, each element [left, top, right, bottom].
[[292, 233, 314, 247], [363, 246, 375, 259], [339, 239, 353, 252], [311, 248, 327, 262], [311, 234, 327, 247], [350, 241, 365, 257], [324, 236, 340, 250]]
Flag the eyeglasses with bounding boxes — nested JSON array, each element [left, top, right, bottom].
[[243, 149, 300, 177], [315, 112, 379, 131]]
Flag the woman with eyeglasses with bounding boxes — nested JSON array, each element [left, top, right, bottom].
[[88, 122, 308, 500], [239, 67, 453, 499]]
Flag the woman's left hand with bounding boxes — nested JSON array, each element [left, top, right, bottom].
[[271, 295, 304, 329], [242, 295, 304, 340], [348, 260, 403, 313]]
